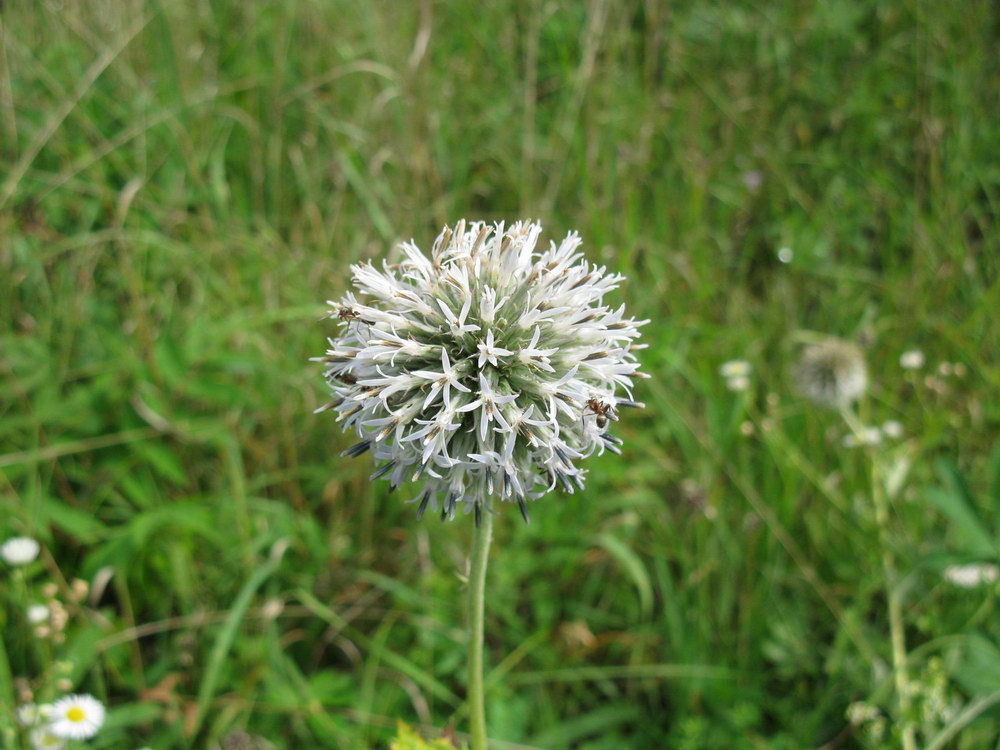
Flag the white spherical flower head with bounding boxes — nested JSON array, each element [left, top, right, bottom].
[[316, 220, 647, 522], [1, 536, 41, 565], [47, 694, 105, 740], [794, 339, 868, 409]]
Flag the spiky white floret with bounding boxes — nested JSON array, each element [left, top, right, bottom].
[[315, 220, 646, 522]]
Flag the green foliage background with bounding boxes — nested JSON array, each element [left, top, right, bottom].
[[1, 1, 998, 748]]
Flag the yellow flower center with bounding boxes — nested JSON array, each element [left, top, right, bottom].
[[66, 706, 86, 722]]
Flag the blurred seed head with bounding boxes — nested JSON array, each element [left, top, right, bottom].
[[794, 338, 868, 409], [315, 220, 647, 522]]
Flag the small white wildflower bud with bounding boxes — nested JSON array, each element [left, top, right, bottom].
[[1, 536, 40, 565], [881, 420, 903, 439], [794, 338, 868, 409], [719, 360, 751, 379], [943, 563, 999, 588], [26, 604, 50, 624], [899, 350, 925, 370], [316, 221, 647, 522], [843, 426, 882, 448], [726, 375, 750, 392]]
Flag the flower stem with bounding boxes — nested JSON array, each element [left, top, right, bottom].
[[467, 508, 493, 750], [842, 409, 916, 750]]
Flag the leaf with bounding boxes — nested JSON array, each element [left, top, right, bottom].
[[132, 439, 187, 486], [295, 589, 460, 706], [990, 442, 1000, 535], [593, 533, 653, 619], [926, 463, 997, 559], [954, 634, 1000, 694], [192, 547, 285, 733], [530, 704, 642, 748], [102, 701, 163, 729], [390, 721, 462, 750], [40, 497, 109, 543]]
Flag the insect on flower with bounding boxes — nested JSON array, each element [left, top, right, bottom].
[[584, 398, 616, 429], [314, 220, 647, 523], [337, 305, 365, 323]]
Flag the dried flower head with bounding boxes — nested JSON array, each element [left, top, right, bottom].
[[316, 220, 646, 522], [794, 338, 868, 409]]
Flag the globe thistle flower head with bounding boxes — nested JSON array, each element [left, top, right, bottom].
[[794, 338, 868, 409], [316, 220, 647, 523]]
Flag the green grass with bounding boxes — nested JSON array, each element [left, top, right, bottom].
[[1, 1, 999, 748]]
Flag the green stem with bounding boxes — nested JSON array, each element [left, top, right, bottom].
[[467, 508, 493, 750], [842, 409, 916, 750]]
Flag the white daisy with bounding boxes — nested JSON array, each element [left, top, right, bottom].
[[719, 360, 751, 379], [1, 536, 40, 565], [47, 694, 106, 740], [29, 727, 66, 750]]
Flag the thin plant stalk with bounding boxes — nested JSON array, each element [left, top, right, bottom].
[[842, 409, 916, 750], [467, 510, 493, 750]]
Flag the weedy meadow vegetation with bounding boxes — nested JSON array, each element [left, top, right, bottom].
[[1, 1, 998, 748]]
